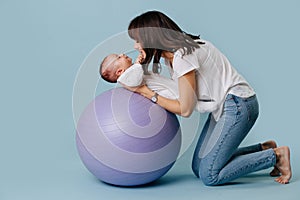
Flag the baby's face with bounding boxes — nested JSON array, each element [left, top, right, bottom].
[[109, 54, 132, 72]]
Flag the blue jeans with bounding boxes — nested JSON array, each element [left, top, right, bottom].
[[192, 94, 276, 186]]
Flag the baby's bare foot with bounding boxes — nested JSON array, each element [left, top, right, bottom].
[[261, 140, 280, 176], [274, 146, 292, 184]]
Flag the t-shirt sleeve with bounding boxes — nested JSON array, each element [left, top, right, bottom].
[[117, 64, 144, 87], [173, 53, 198, 78]]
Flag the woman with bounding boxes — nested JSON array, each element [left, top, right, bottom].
[[126, 10, 291, 185]]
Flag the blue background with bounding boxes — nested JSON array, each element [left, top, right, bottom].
[[1, 0, 299, 199]]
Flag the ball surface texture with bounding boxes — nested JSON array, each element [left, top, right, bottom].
[[76, 88, 181, 186]]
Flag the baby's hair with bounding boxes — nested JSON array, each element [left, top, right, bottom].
[[99, 55, 118, 83]]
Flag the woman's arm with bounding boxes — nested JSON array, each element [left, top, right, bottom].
[[129, 70, 197, 117]]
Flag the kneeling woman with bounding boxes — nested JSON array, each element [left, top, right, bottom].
[[125, 10, 292, 185]]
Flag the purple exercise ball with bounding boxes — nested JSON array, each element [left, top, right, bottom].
[[76, 88, 181, 186]]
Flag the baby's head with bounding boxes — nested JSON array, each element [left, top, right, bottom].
[[99, 54, 133, 83]]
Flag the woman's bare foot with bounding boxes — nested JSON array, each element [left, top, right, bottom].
[[261, 140, 277, 150], [269, 167, 281, 177], [274, 146, 292, 184], [261, 140, 280, 176]]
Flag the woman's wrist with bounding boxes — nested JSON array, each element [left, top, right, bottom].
[[138, 85, 155, 100], [147, 91, 156, 100], [143, 89, 155, 100]]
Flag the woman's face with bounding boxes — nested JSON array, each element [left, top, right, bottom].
[[134, 41, 146, 58]]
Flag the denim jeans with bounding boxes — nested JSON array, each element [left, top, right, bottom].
[[192, 94, 276, 186]]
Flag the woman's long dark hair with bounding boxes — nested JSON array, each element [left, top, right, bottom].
[[128, 10, 204, 73]]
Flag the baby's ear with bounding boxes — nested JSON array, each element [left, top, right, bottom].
[[115, 68, 125, 76]]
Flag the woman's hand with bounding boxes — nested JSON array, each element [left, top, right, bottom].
[[121, 83, 154, 99], [122, 70, 197, 117]]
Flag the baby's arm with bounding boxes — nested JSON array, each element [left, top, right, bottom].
[[117, 65, 144, 87], [117, 53, 145, 87]]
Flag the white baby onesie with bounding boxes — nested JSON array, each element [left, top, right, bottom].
[[117, 63, 178, 99]]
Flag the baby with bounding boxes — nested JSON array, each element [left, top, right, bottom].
[[99, 53, 178, 99]]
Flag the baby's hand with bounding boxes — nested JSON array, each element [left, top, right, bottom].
[[135, 50, 146, 64], [135, 54, 144, 64]]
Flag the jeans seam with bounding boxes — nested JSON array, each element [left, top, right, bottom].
[[219, 152, 276, 182], [207, 110, 239, 182]]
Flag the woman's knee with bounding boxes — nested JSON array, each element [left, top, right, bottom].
[[199, 164, 220, 186], [191, 159, 200, 178]]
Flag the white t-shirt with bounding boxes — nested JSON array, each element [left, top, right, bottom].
[[117, 63, 178, 99], [167, 39, 255, 121]]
